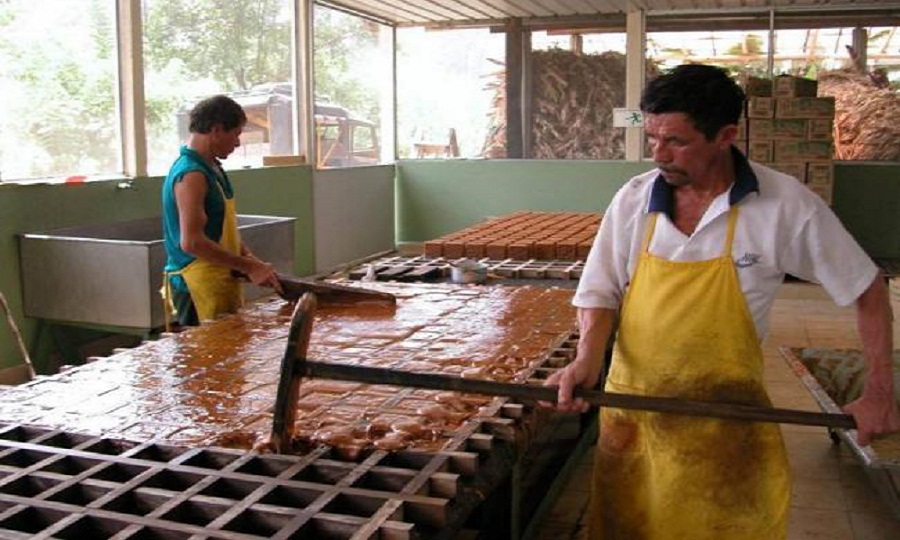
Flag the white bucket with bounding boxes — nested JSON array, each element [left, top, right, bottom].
[[450, 260, 488, 284]]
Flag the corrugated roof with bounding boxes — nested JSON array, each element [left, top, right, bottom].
[[320, 0, 900, 28]]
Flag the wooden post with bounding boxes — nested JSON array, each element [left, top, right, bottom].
[[505, 18, 524, 159]]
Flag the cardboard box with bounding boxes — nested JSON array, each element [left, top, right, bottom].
[[750, 119, 808, 140], [776, 97, 835, 119], [736, 119, 747, 140], [748, 119, 772, 139], [748, 140, 774, 162], [807, 118, 834, 141], [767, 162, 807, 181], [773, 75, 818, 98], [806, 163, 834, 187], [747, 97, 776, 118], [773, 140, 833, 162], [806, 183, 833, 205], [743, 76, 773, 97]]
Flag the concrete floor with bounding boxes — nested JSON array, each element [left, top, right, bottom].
[[533, 282, 900, 540]]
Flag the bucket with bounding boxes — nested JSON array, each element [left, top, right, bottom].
[[450, 260, 488, 284]]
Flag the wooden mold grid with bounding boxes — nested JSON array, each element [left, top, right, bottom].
[[348, 255, 585, 282], [422, 211, 600, 261], [0, 332, 582, 540], [0, 422, 502, 539]]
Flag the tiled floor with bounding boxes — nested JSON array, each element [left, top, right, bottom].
[[533, 282, 900, 540]]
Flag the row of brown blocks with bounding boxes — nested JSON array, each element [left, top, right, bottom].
[[424, 211, 600, 261]]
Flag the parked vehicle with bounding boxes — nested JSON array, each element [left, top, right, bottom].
[[177, 84, 380, 168]]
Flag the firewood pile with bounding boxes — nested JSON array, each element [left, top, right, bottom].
[[482, 49, 657, 159], [817, 68, 900, 161]]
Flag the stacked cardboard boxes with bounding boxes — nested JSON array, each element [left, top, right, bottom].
[[740, 75, 836, 205]]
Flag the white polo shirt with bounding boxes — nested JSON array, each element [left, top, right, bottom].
[[573, 151, 878, 340]]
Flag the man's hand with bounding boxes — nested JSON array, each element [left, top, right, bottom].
[[243, 258, 283, 294], [842, 379, 900, 446], [849, 274, 898, 446], [541, 359, 601, 414]]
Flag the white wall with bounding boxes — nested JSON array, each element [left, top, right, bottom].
[[312, 165, 395, 272]]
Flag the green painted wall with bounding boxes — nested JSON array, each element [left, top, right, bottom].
[[397, 159, 900, 260], [0, 166, 313, 373], [396, 160, 654, 241], [832, 162, 900, 259]]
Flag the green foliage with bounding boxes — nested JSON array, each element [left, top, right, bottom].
[[313, 6, 382, 123], [144, 0, 291, 91]]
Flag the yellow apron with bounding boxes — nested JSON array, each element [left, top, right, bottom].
[[589, 207, 791, 539], [163, 181, 243, 327]]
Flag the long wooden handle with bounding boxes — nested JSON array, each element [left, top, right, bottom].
[[299, 360, 857, 430]]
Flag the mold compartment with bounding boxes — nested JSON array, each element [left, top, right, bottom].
[[47, 483, 112, 506], [129, 444, 188, 463], [36, 432, 94, 449], [160, 499, 228, 527], [352, 468, 415, 492], [40, 455, 105, 476], [0, 425, 53, 443], [0, 506, 68, 535], [90, 462, 152, 483], [0, 475, 61, 497], [0, 449, 56, 468], [102, 490, 171, 516], [257, 485, 322, 510], [140, 470, 205, 492], [233, 456, 296, 477], [221, 507, 292, 536], [119, 525, 194, 539], [290, 461, 355, 485], [198, 477, 262, 501], [322, 493, 386, 518], [178, 450, 240, 470], [81, 438, 140, 456], [54, 515, 130, 538], [288, 516, 365, 540]]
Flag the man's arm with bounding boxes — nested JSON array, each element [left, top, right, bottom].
[[843, 273, 900, 445], [543, 307, 617, 413], [175, 172, 280, 288]]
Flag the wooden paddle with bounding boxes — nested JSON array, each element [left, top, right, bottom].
[[269, 294, 855, 452]]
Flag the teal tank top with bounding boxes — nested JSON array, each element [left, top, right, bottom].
[[162, 146, 235, 292]]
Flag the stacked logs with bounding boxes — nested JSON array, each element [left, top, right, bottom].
[[817, 68, 900, 161], [482, 49, 658, 159]]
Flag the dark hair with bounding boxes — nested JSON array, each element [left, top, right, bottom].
[[189, 95, 247, 134], [640, 64, 745, 140]]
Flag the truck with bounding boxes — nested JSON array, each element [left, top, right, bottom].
[[177, 83, 380, 168]]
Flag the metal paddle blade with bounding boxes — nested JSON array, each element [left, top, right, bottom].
[[270, 293, 317, 453]]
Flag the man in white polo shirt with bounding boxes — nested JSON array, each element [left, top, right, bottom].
[[545, 64, 898, 539]]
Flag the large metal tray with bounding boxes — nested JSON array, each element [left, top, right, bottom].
[[780, 346, 900, 518], [18, 215, 296, 330]]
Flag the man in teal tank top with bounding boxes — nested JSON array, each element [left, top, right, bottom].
[[162, 95, 281, 327]]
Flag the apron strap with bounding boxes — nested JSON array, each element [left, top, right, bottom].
[[161, 270, 180, 333], [641, 213, 659, 255]]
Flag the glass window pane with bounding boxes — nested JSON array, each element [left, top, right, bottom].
[[397, 27, 503, 160], [0, 0, 119, 182], [313, 5, 392, 169], [142, 0, 293, 175]]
